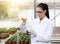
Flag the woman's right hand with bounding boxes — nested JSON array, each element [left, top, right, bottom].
[[26, 28, 37, 36]]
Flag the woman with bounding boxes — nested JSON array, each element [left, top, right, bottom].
[[26, 3, 53, 44]]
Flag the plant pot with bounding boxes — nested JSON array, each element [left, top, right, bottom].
[[9, 31, 14, 34], [5, 42, 9, 44], [2, 35, 9, 39], [27, 41, 30, 44], [0, 37, 2, 39], [21, 41, 25, 44], [11, 41, 17, 44], [23, 41, 27, 44], [0, 32, 2, 33], [19, 41, 21, 44], [5, 34, 9, 38], [5, 41, 12, 44], [2, 37, 5, 39], [28, 40, 30, 44], [25, 40, 30, 44], [9, 42, 12, 44]]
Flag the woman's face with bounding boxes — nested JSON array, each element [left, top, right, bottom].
[[36, 7, 46, 19]]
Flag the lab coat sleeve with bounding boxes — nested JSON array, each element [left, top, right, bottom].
[[26, 21, 32, 30], [26, 21, 37, 37], [26, 21, 34, 33], [36, 22, 53, 43]]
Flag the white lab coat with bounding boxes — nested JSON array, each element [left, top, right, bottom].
[[26, 16, 53, 44]]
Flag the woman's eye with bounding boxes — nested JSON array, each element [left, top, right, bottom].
[[36, 11, 43, 13]]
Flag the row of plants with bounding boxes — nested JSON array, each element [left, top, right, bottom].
[[0, 33, 9, 39], [0, 28, 18, 34], [5, 32, 30, 44]]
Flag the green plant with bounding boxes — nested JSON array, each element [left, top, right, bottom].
[[12, 36, 17, 42], [5, 32, 30, 44], [8, 28, 17, 32], [0, 28, 18, 33], [24, 35, 30, 42], [0, 28, 4, 33], [0, 33, 9, 39], [0, 28, 9, 33], [19, 32, 30, 42]]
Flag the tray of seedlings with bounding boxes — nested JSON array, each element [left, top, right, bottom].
[[5, 31, 30, 44]]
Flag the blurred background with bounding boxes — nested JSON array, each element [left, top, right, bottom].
[[0, 0, 60, 44]]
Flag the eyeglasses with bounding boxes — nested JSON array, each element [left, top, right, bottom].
[[36, 11, 43, 13]]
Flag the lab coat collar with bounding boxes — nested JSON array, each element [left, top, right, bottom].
[[40, 16, 48, 23], [37, 16, 48, 24], [36, 17, 40, 24]]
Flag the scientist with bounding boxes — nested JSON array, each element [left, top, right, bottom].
[[26, 3, 54, 44]]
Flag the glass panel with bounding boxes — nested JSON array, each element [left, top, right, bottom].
[[0, 0, 34, 44]]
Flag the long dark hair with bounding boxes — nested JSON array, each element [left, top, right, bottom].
[[37, 3, 49, 19]]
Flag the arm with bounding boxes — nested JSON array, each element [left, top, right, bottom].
[[26, 21, 37, 37]]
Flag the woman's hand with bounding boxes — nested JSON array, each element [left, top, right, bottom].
[[26, 28, 37, 37]]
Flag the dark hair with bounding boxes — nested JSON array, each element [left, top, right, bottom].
[[37, 3, 49, 19]]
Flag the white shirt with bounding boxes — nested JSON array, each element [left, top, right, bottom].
[[26, 16, 53, 44]]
